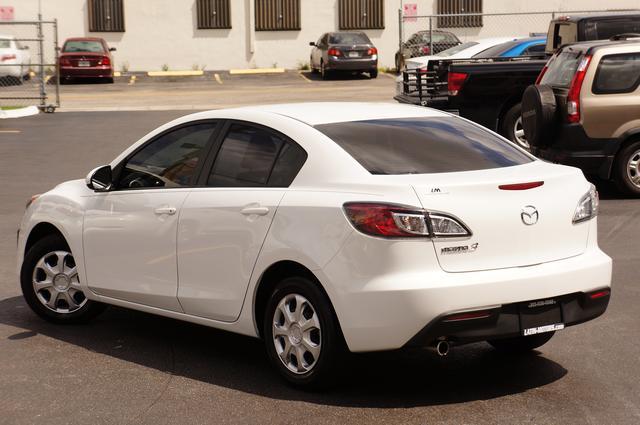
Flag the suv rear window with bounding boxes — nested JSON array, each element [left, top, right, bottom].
[[593, 53, 640, 94], [540, 49, 583, 88], [315, 117, 532, 175]]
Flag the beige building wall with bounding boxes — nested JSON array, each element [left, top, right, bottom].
[[6, 0, 640, 71]]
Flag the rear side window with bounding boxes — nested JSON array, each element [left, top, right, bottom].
[[540, 49, 583, 88], [584, 19, 640, 41], [593, 53, 640, 94], [207, 124, 306, 187], [315, 117, 533, 175]]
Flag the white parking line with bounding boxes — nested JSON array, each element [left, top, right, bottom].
[[0, 130, 21, 134], [298, 71, 312, 83], [214, 73, 223, 85]]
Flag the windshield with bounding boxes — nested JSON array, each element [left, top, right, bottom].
[[435, 41, 478, 56], [63, 40, 104, 53], [329, 33, 370, 44], [540, 49, 583, 88], [315, 117, 532, 175]]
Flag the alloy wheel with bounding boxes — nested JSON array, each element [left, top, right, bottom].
[[32, 250, 87, 313], [272, 293, 322, 374], [513, 116, 529, 149], [627, 149, 640, 189]]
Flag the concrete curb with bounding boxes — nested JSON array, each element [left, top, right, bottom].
[[0, 106, 39, 119], [147, 70, 205, 77], [229, 68, 286, 75]]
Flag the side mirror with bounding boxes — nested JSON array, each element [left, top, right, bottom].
[[21, 45, 30, 50], [86, 165, 113, 192], [309, 42, 316, 46], [109, 47, 116, 52]]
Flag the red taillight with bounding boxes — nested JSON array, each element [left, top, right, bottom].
[[343, 202, 430, 238], [1, 54, 17, 62], [535, 64, 548, 84], [367, 47, 378, 56], [499, 181, 545, 190], [99, 56, 111, 66], [59, 56, 71, 66], [417, 66, 428, 74], [589, 289, 610, 300], [442, 310, 494, 323], [328, 48, 342, 57], [566, 55, 592, 124], [448, 72, 468, 96], [421, 46, 431, 54]]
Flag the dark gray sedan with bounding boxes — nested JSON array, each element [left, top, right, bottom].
[[309, 32, 378, 80]]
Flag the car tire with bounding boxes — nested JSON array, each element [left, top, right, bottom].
[[263, 276, 344, 389], [521, 84, 557, 149], [488, 332, 555, 353], [320, 61, 330, 80], [613, 139, 640, 196], [369, 69, 378, 79], [20, 234, 106, 324], [105, 77, 114, 84], [501, 103, 530, 150]]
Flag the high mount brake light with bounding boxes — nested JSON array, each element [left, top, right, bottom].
[[343, 202, 471, 238], [566, 55, 592, 123]]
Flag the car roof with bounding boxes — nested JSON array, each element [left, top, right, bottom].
[[64, 37, 106, 42], [553, 12, 640, 23], [560, 39, 640, 52], [236, 102, 450, 126]]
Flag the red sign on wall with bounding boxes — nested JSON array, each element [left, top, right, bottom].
[[0, 6, 14, 21], [403, 3, 417, 22]]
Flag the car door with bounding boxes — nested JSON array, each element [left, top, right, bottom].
[[177, 121, 307, 322], [83, 121, 219, 311]]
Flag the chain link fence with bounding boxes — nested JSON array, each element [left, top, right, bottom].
[[0, 20, 59, 113], [397, 9, 640, 70]]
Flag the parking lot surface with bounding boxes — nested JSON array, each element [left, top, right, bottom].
[[1, 111, 640, 425]]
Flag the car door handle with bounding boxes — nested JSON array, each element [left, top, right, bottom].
[[154, 206, 177, 215], [241, 206, 270, 216]]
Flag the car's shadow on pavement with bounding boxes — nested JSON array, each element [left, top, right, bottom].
[[590, 177, 638, 200], [304, 71, 375, 82], [1, 295, 567, 408]]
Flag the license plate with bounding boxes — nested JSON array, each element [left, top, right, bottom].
[[519, 298, 563, 336], [348, 52, 360, 58], [78, 61, 90, 67]]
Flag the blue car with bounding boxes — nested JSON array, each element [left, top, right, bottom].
[[474, 37, 547, 58]]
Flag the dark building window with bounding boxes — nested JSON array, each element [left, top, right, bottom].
[[437, 0, 483, 28], [339, 0, 384, 30], [196, 0, 231, 29], [88, 0, 125, 32], [255, 0, 301, 31]]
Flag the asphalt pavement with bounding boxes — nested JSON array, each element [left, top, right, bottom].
[[1, 111, 639, 425]]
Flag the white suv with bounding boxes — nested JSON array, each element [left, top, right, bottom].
[[18, 103, 612, 388], [0, 34, 31, 83]]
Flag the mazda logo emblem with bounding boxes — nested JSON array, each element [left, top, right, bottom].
[[521, 205, 539, 225]]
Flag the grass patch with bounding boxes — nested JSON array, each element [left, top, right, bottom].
[[1, 106, 24, 110]]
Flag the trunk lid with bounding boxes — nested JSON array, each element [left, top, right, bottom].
[[397, 161, 590, 272], [331, 44, 371, 58]]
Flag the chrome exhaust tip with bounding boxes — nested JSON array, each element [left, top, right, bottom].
[[427, 340, 450, 357]]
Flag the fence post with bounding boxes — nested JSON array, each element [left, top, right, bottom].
[[36, 16, 45, 109], [429, 16, 433, 55], [398, 8, 403, 56], [53, 19, 60, 108]]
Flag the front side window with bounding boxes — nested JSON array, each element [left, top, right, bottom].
[[208, 124, 306, 187], [315, 117, 532, 175], [593, 53, 640, 94], [117, 123, 216, 189], [62, 40, 105, 53]]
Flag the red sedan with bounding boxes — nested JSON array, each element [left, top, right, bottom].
[[58, 37, 116, 83]]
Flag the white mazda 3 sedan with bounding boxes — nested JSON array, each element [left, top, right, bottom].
[[17, 103, 612, 388]]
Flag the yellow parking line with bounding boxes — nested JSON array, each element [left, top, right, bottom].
[[214, 73, 223, 85], [128, 75, 136, 85], [298, 71, 312, 83], [0, 130, 21, 134], [44, 75, 51, 84]]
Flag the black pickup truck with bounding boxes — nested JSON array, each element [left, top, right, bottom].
[[395, 12, 640, 149]]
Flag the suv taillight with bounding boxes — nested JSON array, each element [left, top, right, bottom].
[[343, 202, 471, 238], [566, 55, 592, 123], [1, 54, 16, 62], [448, 72, 468, 96]]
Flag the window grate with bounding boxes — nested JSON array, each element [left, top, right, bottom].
[[88, 0, 125, 32], [437, 0, 483, 28], [197, 0, 231, 29], [339, 0, 384, 30], [255, 0, 301, 31]]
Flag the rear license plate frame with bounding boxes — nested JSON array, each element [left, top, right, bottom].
[[78, 61, 90, 67], [519, 298, 564, 336], [348, 51, 360, 58]]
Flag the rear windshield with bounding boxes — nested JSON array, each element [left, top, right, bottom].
[[63, 40, 104, 53], [315, 117, 532, 175], [584, 18, 640, 40], [540, 49, 583, 88], [329, 33, 370, 44], [416, 32, 459, 43], [435, 41, 478, 56], [548, 22, 577, 51], [473, 40, 519, 58]]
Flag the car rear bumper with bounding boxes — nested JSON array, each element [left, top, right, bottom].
[[532, 124, 618, 179], [322, 224, 612, 352], [60, 66, 113, 78], [326, 57, 377, 71]]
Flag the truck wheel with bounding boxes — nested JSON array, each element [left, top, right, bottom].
[[488, 332, 555, 353], [614, 139, 640, 196], [501, 103, 529, 150], [521, 84, 557, 149]]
